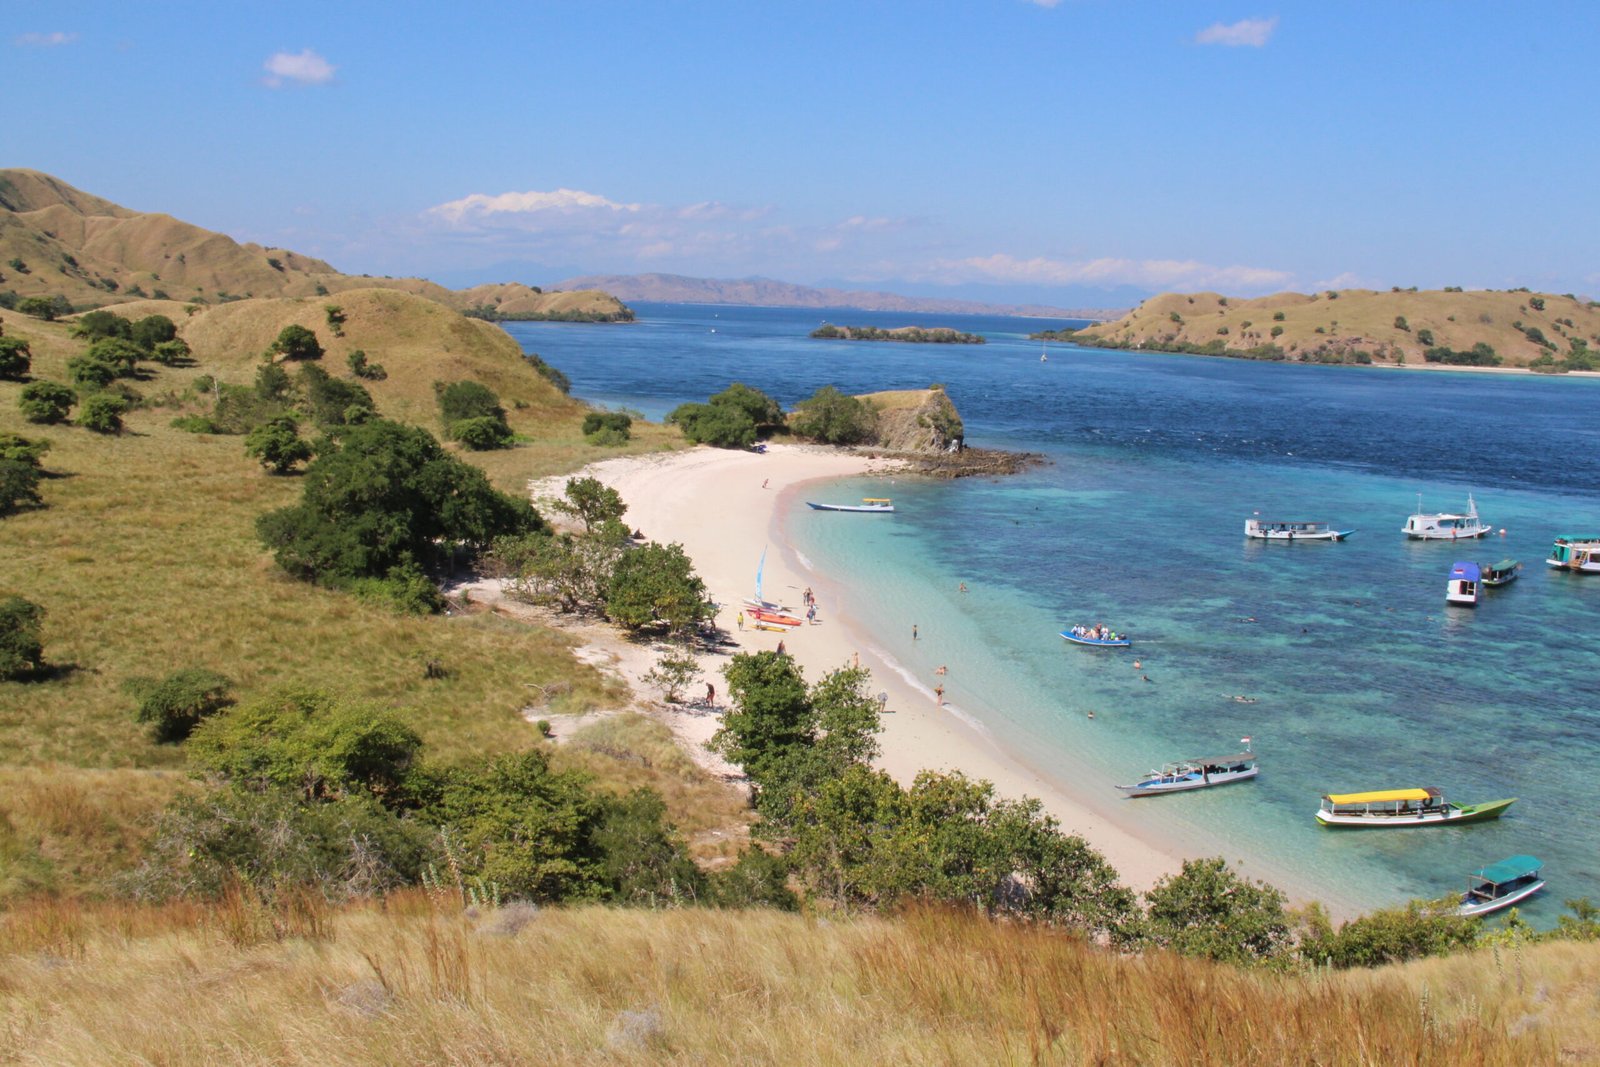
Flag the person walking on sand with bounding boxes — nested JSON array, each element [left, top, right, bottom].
[[776, 639, 786, 655], [912, 623, 919, 641], [806, 603, 817, 624], [737, 611, 744, 631], [762, 478, 769, 489], [934, 684, 944, 705], [851, 651, 860, 669], [706, 682, 715, 707]]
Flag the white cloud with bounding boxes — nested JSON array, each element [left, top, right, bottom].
[[14, 31, 77, 47], [907, 253, 1292, 293], [262, 49, 336, 88], [1026, 0, 1063, 7], [428, 188, 641, 225], [1195, 17, 1278, 48]]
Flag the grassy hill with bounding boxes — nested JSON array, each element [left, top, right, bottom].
[[1069, 288, 1600, 370], [0, 168, 631, 321]]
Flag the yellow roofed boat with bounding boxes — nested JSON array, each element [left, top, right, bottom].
[[1315, 786, 1516, 828]]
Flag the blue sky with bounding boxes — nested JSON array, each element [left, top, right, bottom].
[[9, 2, 1598, 305]]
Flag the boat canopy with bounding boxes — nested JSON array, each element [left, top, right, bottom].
[[862, 498, 891, 503], [1450, 562, 1482, 580], [1181, 752, 1256, 766], [1491, 558, 1519, 571], [1472, 855, 1542, 885], [1324, 787, 1438, 804]]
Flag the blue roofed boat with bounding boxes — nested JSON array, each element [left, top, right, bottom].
[[1458, 855, 1545, 917], [1446, 561, 1482, 606]]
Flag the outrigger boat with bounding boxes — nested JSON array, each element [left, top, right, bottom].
[[806, 498, 894, 513], [1315, 787, 1516, 828], [1402, 493, 1491, 540], [1118, 740, 1258, 797], [1457, 855, 1546, 918], [1482, 559, 1522, 586], [1061, 625, 1130, 647], [1245, 518, 1354, 541], [1547, 536, 1600, 574], [1445, 561, 1482, 606]]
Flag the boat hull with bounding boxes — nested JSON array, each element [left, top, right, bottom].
[[1458, 878, 1545, 918], [1118, 767, 1259, 796], [1060, 632, 1130, 648], [1316, 797, 1516, 828], [806, 503, 894, 513]]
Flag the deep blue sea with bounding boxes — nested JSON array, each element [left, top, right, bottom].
[[504, 304, 1600, 923]]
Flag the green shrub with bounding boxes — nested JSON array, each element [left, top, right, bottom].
[[1272, 311, 1286, 321], [130, 314, 177, 350], [1416, 328, 1434, 346], [245, 414, 314, 474], [667, 401, 756, 448], [77, 394, 128, 434], [149, 338, 192, 366], [1300, 900, 1479, 968], [451, 415, 515, 451], [347, 349, 387, 380], [0, 434, 48, 515], [581, 411, 633, 438], [605, 541, 713, 637], [1144, 858, 1293, 967], [268, 324, 323, 361], [0, 595, 46, 679], [16, 296, 65, 320], [0, 336, 31, 379], [1394, 316, 1409, 331], [437, 380, 512, 447], [789, 386, 878, 445], [298, 364, 374, 428], [170, 415, 221, 434], [125, 667, 235, 743], [18, 381, 75, 424]]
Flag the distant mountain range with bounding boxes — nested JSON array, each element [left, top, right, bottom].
[[553, 272, 1123, 321]]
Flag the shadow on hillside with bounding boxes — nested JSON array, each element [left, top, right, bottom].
[[6, 661, 85, 684]]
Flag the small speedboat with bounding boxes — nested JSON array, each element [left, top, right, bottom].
[[1458, 855, 1545, 917], [807, 498, 894, 513], [1446, 561, 1482, 606], [1061, 626, 1130, 647]]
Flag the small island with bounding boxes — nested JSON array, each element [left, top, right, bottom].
[[811, 324, 986, 344]]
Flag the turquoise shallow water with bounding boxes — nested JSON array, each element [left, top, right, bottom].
[[506, 305, 1600, 923]]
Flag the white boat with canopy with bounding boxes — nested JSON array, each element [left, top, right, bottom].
[[1458, 855, 1546, 917], [1403, 493, 1491, 540], [1245, 517, 1353, 541], [1117, 741, 1257, 797], [1547, 536, 1600, 574]]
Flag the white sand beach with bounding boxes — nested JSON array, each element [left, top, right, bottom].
[[523, 442, 1209, 895]]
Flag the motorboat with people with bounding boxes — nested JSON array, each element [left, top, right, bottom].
[[1445, 561, 1482, 606], [1457, 855, 1546, 918], [1547, 536, 1600, 574], [1482, 558, 1522, 586], [1402, 493, 1491, 540], [806, 498, 894, 513], [1244, 517, 1353, 541], [1061, 625, 1130, 647], [1314, 787, 1516, 828], [1117, 740, 1258, 797]]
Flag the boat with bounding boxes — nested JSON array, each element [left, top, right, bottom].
[[1482, 559, 1522, 586], [806, 498, 894, 513], [747, 606, 801, 628], [1457, 855, 1546, 918], [1402, 493, 1491, 540], [1546, 536, 1600, 574], [1118, 740, 1258, 797], [1445, 561, 1482, 606], [1314, 787, 1516, 828], [1060, 626, 1130, 647], [1245, 518, 1354, 541]]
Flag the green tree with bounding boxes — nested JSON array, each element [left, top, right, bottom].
[[0, 595, 46, 678], [667, 401, 757, 448], [255, 419, 542, 595], [0, 434, 48, 514], [245, 414, 314, 474], [255, 362, 293, 402], [187, 689, 423, 806], [77, 394, 127, 434], [451, 415, 514, 450], [17, 296, 61, 320], [592, 788, 706, 905], [323, 305, 346, 336], [18, 381, 75, 424], [268, 324, 323, 362], [1144, 858, 1293, 967], [0, 337, 31, 379], [1299, 900, 1479, 969], [150, 338, 192, 366], [552, 476, 628, 533], [126, 668, 235, 743], [436, 380, 512, 447], [641, 645, 701, 703], [790, 386, 879, 445], [130, 314, 178, 351], [604, 541, 713, 636], [711, 382, 784, 430], [347, 349, 386, 380], [297, 363, 374, 428]]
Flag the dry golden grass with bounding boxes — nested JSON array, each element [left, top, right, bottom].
[[0, 898, 1586, 1065], [1078, 288, 1600, 368]]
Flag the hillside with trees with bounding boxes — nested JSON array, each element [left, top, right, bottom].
[[1054, 287, 1600, 372]]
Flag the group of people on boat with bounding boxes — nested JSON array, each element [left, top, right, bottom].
[[1069, 624, 1122, 642]]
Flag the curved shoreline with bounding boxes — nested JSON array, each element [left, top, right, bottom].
[[538, 442, 1356, 916]]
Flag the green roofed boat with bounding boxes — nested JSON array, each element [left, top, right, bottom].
[[1458, 855, 1545, 917], [1314, 787, 1515, 828]]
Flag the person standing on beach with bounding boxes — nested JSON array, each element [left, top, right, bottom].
[[913, 623, 919, 641], [706, 682, 715, 706], [934, 684, 944, 705], [736, 611, 744, 630], [776, 639, 786, 655]]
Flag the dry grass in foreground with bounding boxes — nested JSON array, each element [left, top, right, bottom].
[[1, 897, 1591, 1065]]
